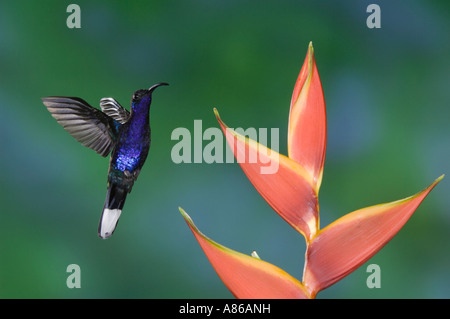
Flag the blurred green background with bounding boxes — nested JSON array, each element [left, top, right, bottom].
[[0, 0, 448, 299]]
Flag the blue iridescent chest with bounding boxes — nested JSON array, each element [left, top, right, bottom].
[[110, 97, 151, 175]]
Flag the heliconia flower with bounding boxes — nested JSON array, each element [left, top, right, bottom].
[[180, 41, 443, 298]]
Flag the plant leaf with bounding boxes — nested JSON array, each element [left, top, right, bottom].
[[302, 175, 444, 297], [288, 42, 327, 189], [179, 207, 310, 299], [214, 108, 319, 241]]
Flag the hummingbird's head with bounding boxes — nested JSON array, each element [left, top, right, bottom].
[[132, 83, 169, 104]]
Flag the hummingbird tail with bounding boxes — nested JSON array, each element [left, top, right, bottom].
[[98, 184, 128, 239]]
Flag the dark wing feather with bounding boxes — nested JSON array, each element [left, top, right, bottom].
[[42, 96, 117, 157], [100, 97, 130, 124]]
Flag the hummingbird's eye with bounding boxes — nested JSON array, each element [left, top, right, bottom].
[[132, 89, 148, 101]]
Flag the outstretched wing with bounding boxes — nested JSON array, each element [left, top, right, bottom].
[[100, 97, 130, 124], [42, 96, 117, 157]]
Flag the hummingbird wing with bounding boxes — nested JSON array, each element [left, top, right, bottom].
[[42, 96, 117, 157], [100, 97, 130, 124]]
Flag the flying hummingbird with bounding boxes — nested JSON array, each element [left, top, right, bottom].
[[42, 83, 168, 239]]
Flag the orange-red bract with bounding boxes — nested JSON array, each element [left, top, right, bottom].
[[180, 208, 310, 299], [302, 175, 443, 297], [214, 109, 319, 241], [288, 42, 327, 189]]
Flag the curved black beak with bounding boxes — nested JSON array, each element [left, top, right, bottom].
[[148, 83, 169, 93]]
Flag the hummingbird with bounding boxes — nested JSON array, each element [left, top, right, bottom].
[[42, 83, 168, 239]]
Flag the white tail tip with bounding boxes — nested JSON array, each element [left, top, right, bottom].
[[99, 208, 122, 239]]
